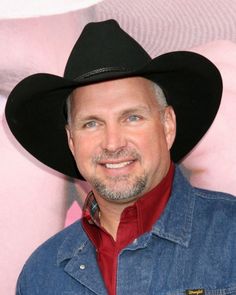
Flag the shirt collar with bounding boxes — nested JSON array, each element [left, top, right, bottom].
[[83, 191, 100, 226]]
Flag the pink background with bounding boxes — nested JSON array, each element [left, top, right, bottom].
[[1, 1, 236, 294]]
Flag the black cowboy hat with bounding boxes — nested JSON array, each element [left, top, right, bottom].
[[5, 19, 222, 179]]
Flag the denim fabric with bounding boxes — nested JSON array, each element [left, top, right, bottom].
[[16, 166, 236, 295]]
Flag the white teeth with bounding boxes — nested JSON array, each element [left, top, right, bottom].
[[105, 161, 132, 169]]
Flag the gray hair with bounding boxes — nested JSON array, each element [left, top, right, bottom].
[[149, 80, 168, 109], [66, 79, 168, 126]]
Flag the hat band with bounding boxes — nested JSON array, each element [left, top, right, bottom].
[[74, 66, 130, 80]]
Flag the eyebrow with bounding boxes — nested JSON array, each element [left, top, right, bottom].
[[119, 106, 152, 117], [73, 115, 102, 125], [74, 105, 152, 123]]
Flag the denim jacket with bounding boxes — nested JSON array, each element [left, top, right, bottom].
[[16, 167, 236, 295]]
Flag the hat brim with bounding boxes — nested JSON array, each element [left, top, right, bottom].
[[5, 50, 222, 179]]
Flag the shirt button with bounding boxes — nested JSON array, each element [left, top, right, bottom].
[[133, 238, 138, 245], [80, 264, 86, 270]]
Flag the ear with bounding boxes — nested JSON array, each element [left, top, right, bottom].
[[65, 125, 75, 157], [162, 106, 176, 150]]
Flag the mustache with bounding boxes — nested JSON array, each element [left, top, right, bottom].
[[92, 148, 141, 163]]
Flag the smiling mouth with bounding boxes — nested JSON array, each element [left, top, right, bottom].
[[102, 161, 134, 169]]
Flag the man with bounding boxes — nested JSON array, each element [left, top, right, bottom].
[[5, 20, 236, 295]]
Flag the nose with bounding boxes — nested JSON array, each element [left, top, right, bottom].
[[101, 124, 127, 152]]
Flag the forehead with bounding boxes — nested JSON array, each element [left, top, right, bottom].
[[70, 77, 159, 114]]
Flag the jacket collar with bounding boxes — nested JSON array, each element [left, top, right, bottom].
[[57, 221, 88, 264], [152, 166, 195, 247], [57, 222, 108, 294]]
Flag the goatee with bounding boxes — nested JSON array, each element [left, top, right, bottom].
[[91, 174, 147, 202]]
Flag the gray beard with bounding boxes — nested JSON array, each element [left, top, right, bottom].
[[91, 174, 147, 202]]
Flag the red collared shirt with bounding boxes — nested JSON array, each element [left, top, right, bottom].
[[82, 163, 175, 295]]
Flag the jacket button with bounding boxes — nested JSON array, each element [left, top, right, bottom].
[[80, 264, 86, 270], [133, 238, 138, 245]]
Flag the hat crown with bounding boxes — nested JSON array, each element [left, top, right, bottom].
[[64, 19, 151, 81]]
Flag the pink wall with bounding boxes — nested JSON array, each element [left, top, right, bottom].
[[0, 6, 97, 295], [182, 40, 236, 195]]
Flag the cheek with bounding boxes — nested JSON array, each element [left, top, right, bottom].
[[71, 136, 98, 173], [73, 142, 91, 164], [139, 131, 168, 163], [131, 131, 157, 162]]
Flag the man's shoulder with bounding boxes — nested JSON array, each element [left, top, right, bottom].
[[193, 185, 236, 209], [40, 218, 84, 246], [16, 220, 96, 293], [192, 186, 236, 230], [23, 219, 86, 270], [174, 166, 236, 224], [175, 165, 236, 206]]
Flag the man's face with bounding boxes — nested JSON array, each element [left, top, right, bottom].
[[66, 77, 176, 204]]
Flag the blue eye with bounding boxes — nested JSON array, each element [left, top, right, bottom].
[[127, 115, 140, 122], [84, 121, 97, 128]]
